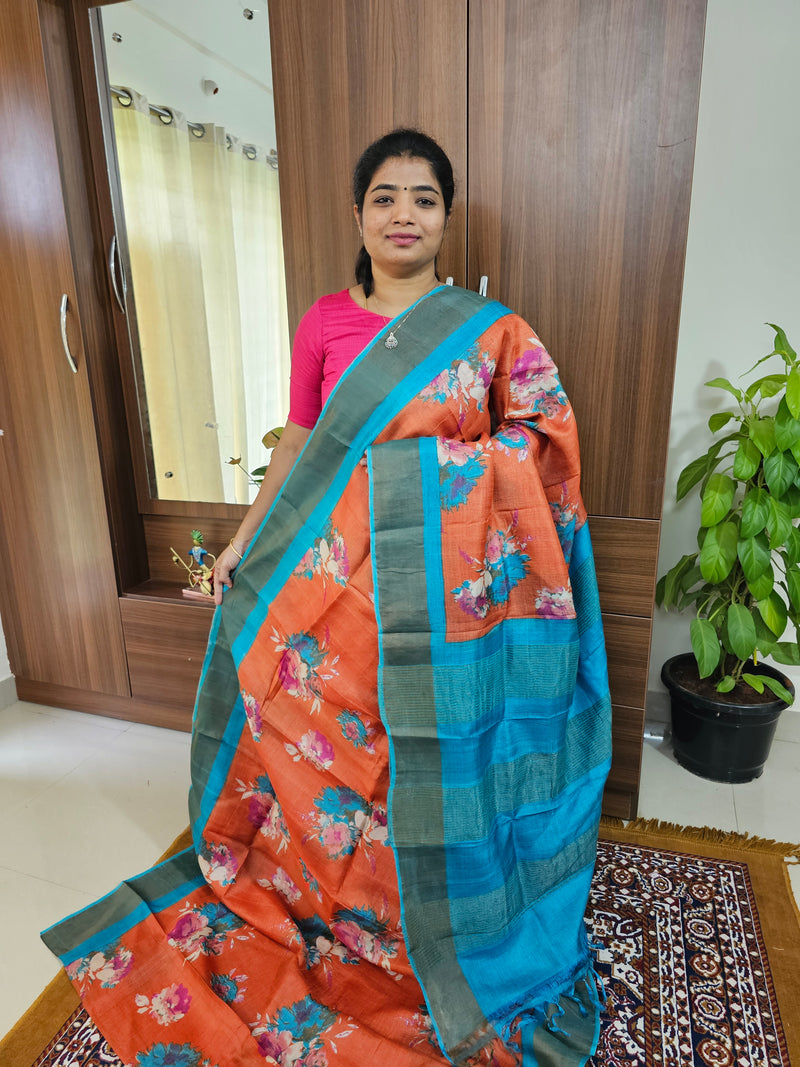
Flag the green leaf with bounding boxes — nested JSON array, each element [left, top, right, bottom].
[[787, 368, 800, 419], [763, 450, 798, 498], [708, 411, 735, 433], [760, 675, 794, 704], [706, 377, 743, 402], [726, 603, 757, 661], [662, 554, 697, 608], [775, 398, 800, 451], [786, 566, 800, 613], [708, 599, 729, 630], [747, 568, 774, 600], [754, 611, 779, 648], [677, 587, 706, 612], [654, 573, 667, 607], [767, 497, 793, 548], [679, 564, 704, 593], [749, 416, 776, 457], [745, 374, 785, 402], [768, 323, 798, 363], [700, 473, 735, 526], [781, 485, 800, 518], [737, 531, 771, 581], [732, 437, 761, 479], [676, 443, 725, 501], [690, 618, 721, 678], [699, 521, 739, 583], [759, 591, 789, 637], [742, 672, 765, 694], [785, 527, 800, 567], [769, 640, 800, 666], [716, 675, 736, 693], [740, 487, 770, 537]]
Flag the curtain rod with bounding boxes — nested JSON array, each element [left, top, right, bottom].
[[110, 86, 278, 169]]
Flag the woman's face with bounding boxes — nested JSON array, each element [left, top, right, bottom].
[[355, 156, 447, 280]]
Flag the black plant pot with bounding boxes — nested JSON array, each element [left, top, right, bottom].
[[661, 653, 794, 783]]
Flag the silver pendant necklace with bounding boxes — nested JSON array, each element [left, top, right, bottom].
[[367, 291, 431, 349]]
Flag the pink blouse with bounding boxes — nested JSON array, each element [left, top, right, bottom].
[[288, 290, 389, 429]]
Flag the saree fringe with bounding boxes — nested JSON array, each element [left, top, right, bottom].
[[600, 816, 800, 858]]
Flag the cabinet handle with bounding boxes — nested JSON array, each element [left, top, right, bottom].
[[478, 276, 488, 297], [60, 294, 78, 374], [108, 234, 126, 314]]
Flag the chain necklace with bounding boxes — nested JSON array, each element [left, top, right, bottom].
[[365, 285, 437, 349], [383, 303, 420, 349]]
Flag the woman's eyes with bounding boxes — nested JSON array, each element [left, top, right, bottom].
[[372, 196, 437, 207]]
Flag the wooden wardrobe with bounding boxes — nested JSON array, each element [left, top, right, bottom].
[[0, 0, 706, 817]]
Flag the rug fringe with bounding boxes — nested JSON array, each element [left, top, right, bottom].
[[600, 815, 800, 858]]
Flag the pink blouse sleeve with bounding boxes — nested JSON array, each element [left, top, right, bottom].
[[288, 300, 325, 429]]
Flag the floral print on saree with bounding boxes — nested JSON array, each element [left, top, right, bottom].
[[42, 289, 608, 1067]]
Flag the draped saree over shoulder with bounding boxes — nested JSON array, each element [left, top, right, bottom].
[[43, 286, 612, 1067]]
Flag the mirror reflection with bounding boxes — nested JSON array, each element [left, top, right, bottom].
[[96, 0, 290, 504]]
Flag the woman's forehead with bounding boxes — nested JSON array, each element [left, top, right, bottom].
[[368, 156, 440, 191]]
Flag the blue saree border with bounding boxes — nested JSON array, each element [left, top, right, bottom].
[[368, 435, 610, 1062]]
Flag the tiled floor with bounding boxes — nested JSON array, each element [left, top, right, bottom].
[[1, 697, 799, 1041]]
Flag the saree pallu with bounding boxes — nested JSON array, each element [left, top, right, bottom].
[[43, 286, 612, 1067]]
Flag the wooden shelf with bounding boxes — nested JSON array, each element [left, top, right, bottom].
[[122, 578, 216, 607]]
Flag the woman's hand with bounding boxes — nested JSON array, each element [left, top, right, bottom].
[[214, 541, 247, 605]]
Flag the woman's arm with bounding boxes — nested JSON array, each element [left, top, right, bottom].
[[213, 419, 312, 603]]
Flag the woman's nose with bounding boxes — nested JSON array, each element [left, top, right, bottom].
[[393, 195, 414, 223]]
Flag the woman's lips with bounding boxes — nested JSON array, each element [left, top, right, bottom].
[[387, 234, 419, 246]]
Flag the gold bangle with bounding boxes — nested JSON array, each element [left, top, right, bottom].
[[229, 539, 244, 561]]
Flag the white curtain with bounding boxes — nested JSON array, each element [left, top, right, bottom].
[[111, 89, 290, 504]]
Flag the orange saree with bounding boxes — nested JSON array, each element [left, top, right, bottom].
[[43, 286, 611, 1066]]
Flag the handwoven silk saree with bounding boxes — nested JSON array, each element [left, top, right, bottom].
[[43, 286, 612, 1066]]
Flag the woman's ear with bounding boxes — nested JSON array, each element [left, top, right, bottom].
[[353, 204, 362, 237]]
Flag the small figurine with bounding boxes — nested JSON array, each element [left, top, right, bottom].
[[171, 530, 217, 600]]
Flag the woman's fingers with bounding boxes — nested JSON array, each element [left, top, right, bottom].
[[213, 547, 240, 605]]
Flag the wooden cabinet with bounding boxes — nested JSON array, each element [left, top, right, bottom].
[[0, 0, 706, 816], [0, 0, 129, 697], [270, 0, 707, 816]]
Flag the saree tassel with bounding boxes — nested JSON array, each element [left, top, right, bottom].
[[544, 1002, 571, 1037]]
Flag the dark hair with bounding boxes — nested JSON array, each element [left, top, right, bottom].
[[352, 129, 455, 297]]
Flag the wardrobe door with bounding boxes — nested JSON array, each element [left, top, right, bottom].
[[0, 0, 130, 695], [268, 0, 467, 335], [468, 0, 706, 815], [468, 0, 705, 521]]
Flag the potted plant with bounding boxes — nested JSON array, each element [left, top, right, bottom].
[[656, 323, 798, 782]]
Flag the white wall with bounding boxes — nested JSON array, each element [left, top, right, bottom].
[[0, 613, 15, 710], [0, 618, 10, 680], [649, 0, 800, 710]]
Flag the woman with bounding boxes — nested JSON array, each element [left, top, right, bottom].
[[44, 131, 611, 1066]]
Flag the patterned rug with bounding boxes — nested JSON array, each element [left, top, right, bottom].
[[9, 822, 799, 1067], [589, 836, 790, 1066]]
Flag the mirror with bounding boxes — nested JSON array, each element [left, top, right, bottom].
[[92, 0, 290, 506]]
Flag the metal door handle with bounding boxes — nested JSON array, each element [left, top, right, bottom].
[[59, 294, 78, 373], [108, 234, 126, 314], [478, 275, 488, 297]]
